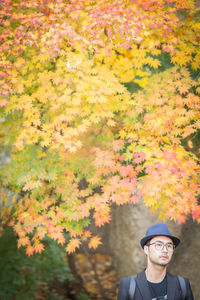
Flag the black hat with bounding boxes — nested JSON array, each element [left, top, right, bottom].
[[140, 223, 180, 248]]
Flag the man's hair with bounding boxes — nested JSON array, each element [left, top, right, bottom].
[[144, 238, 152, 247]]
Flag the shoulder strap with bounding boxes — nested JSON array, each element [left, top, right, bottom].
[[129, 274, 187, 299], [129, 275, 136, 300], [178, 276, 186, 300]]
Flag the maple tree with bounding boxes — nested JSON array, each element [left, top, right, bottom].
[[0, 0, 200, 255]]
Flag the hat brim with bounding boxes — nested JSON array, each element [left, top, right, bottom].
[[140, 234, 180, 249]]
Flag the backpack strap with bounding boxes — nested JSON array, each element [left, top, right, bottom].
[[129, 274, 186, 300], [178, 276, 186, 300], [129, 275, 136, 300]]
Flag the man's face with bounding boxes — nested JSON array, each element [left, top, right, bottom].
[[144, 235, 174, 267]]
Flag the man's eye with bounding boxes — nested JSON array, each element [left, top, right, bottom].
[[156, 242, 163, 247]]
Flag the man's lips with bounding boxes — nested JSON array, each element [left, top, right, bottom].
[[160, 256, 169, 259]]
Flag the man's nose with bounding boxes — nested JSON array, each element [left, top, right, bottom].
[[162, 245, 168, 252]]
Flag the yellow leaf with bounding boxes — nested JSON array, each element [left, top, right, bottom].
[[88, 236, 102, 249], [162, 136, 171, 144], [119, 130, 126, 139], [144, 196, 156, 207], [107, 119, 116, 127], [136, 70, 150, 77], [66, 238, 81, 253], [14, 57, 26, 69], [134, 78, 149, 88]]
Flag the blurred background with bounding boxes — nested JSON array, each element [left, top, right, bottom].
[[1, 204, 200, 299]]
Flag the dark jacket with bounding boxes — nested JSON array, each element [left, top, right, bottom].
[[117, 270, 194, 300]]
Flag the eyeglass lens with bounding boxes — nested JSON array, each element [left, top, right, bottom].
[[155, 242, 174, 251]]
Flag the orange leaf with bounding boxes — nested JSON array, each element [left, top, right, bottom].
[[0, 98, 8, 107], [26, 245, 34, 256], [35, 243, 45, 253], [66, 238, 81, 253], [57, 234, 66, 245], [82, 230, 92, 241], [14, 57, 26, 69], [88, 236, 102, 249]]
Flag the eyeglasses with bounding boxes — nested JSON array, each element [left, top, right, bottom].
[[147, 241, 175, 252]]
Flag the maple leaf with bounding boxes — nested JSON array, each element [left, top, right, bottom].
[[112, 140, 124, 152], [38, 229, 46, 240], [118, 165, 134, 177], [14, 57, 26, 69], [82, 230, 92, 241], [192, 208, 200, 220], [177, 214, 187, 224], [88, 236, 102, 249], [133, 152, 146, 164], [35, 243, 45, 254], [17, 236, 29, 248], [66, 238, 81, 253], [57, 234, 66, 245], [94, 211, 111, 226], [0, 98, 8, 107], [26, 245, 35, 256], [17, 213, 25, 223]]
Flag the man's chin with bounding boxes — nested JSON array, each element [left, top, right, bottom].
[[158, 259, 170, 267]]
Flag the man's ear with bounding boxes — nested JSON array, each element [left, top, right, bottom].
[[144, 245, 148, 256]]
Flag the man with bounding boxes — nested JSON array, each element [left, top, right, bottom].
[[117, 223, 194, 300]]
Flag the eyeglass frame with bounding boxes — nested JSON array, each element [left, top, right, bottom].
[[146, 240, 175, 252]]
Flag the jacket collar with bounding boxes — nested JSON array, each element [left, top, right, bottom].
[[136, 270, 152, 300], [135, 270, 177, 300]]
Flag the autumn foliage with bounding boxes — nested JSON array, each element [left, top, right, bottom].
[[0, 0, 200, 255]]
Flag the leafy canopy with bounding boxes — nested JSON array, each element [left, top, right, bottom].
[[0, 0, 199, 254]]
